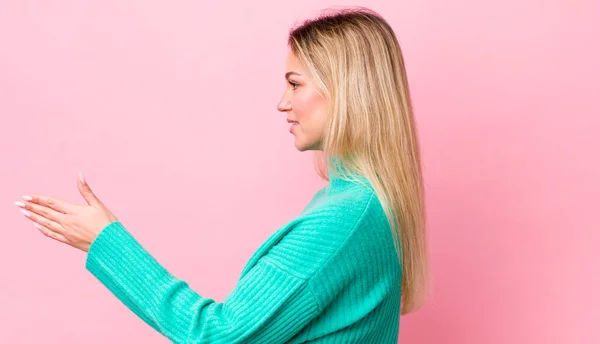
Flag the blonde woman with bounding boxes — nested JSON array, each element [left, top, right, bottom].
[[14, 6, 429, 343]]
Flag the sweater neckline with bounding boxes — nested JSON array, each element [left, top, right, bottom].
[[326, 156, 371, 192]]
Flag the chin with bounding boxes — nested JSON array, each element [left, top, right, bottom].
[[294, 142, 308, 151], [293, 138, 307, 151], [294, 139, 320, 152]]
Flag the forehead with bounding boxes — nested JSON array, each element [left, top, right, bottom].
[[285, 49, 303, 71]]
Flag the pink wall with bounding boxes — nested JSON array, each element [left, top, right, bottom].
[[1, 1, 597, 343]]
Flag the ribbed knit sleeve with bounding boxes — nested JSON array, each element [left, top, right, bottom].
[[85, 221, 320, 344]]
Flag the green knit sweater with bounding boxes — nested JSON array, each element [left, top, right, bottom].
[[85, 167, 402, 343]]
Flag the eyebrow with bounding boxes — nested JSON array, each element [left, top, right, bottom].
[[285, 71, 302, 79]]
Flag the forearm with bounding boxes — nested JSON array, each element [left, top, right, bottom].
[[85, 221, 319, 343], [86, 222, 223, 341]]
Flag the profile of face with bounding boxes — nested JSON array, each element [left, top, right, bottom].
[[277, 48, 328, 151]]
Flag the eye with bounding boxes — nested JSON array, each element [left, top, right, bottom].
[[288, 81, 299, 90]]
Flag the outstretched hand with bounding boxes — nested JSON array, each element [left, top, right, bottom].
[[14, 172, 119, 252]]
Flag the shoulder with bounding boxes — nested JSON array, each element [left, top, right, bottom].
[[304, 181, 386, 226], [262, 183, 391, 279]]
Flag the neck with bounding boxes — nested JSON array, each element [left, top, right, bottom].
[[326, 155, 370, 193]]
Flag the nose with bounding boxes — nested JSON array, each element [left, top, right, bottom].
[[277, 93, 291, 113]]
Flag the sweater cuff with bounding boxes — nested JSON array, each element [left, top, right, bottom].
[[85, 221, 173, 293]]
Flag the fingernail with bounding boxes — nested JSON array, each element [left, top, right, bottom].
[[20, 209, 31, 217], [79, 171, 86, 184], [13, 201, 25, 207], [33, 223, 42, 230], [22, 195, 33, 201]]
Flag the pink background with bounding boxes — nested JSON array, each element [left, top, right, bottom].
[[1, 1, 598, 343]]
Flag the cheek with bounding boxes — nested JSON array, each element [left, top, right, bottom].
[[292, 89, 325, 124]]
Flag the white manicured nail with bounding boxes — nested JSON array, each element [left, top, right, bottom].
[[22, 195, 33, 201], [13, 201, 25, 207], [20, 209, 31, 217]]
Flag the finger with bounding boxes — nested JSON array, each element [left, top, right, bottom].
[[77, 172, 101, 207], [19, 208, 65, 236], [33, 222, 70, 244], [15, 200, 66, 224], [22, 195, 76, 214]]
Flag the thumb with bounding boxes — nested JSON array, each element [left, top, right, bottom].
[[78, 172, 101, 207]]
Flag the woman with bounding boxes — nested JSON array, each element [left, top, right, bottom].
[[14, 7, 429, 343]]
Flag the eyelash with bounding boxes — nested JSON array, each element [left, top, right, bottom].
[[288, 81, 299, 90]]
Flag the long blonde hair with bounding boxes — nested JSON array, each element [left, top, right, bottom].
[[288, 6, 430, 314]]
